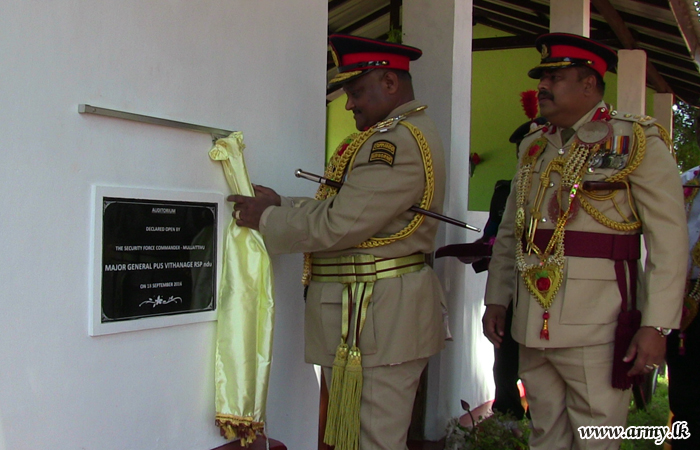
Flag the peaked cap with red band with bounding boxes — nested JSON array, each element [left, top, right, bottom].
[[328, 34, 422, 89], [528, 33, 617, 79]]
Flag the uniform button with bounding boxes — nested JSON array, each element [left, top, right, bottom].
[[558, 148, 565, 155]]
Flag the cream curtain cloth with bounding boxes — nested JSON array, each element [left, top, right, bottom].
[[209, 132, 275, 446]]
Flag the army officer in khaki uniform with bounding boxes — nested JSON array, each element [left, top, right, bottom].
[[230, 34, 446, 450], [482, 33, 687, 449]]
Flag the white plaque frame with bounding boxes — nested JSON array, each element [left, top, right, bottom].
[[89, 185, 225, 336]]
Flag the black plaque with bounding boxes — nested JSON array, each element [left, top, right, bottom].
[[101, 197, 217, 322]]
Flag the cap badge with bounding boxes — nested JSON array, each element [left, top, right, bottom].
[[541, 44, 549, 59]]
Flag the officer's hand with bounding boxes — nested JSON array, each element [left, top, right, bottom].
[[227, 185, 281, 231], [623, 326, 666, 377], [482, 304, 507, 348]]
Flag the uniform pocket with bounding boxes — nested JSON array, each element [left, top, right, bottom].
[[320, 287, 378, 356], [560, 257, 620, 325]]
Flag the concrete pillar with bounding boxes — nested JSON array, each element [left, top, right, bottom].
[[653, 92, 674, 135], [403, 0, 456, 167], [617, 49, 647, 114], [404, 0, 495, 441], [550, 0, 590, 36]]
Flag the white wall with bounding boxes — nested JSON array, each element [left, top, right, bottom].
[[0, 1, 326, 449], [404, 0, 495, 441]]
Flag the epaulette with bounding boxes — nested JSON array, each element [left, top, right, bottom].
[[610, 110, 656, 126], [373, 105, 427, 133]]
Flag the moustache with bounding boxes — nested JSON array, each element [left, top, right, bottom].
[[538, 91, 553, 101]]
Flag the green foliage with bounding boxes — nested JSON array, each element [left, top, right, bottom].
[[386, 26, 402, 44], [674, 99, 700, 172], [446, 375, 671, 450], [445, 411, 531, 450], [620, 376, 670, 450]]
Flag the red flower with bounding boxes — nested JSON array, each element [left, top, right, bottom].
[[469, 153, 482, 177]]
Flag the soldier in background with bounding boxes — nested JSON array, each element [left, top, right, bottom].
[[489, 119, 546, 421], [436, 116, 546, 420], [665, 166, 700, 449]]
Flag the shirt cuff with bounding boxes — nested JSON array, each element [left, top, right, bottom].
[[279, 196, 294, 207], [259, 205, 276, 234]]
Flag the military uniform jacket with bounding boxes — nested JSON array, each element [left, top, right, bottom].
[[260, 100, 447, 367], [485, 101, 687, 348]]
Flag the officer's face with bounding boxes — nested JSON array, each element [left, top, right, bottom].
[[343, 70, 394, 131], [537, 67, 595, 128]]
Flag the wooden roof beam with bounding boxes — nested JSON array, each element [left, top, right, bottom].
[[590, 0, 673, 93], [472, 35, 539, 51]]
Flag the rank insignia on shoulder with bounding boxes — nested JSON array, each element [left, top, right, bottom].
[[369, 140, 396, 166], [610, 110, 656, 126]]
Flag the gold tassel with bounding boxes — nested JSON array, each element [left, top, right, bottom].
[[323, 341, 349, 446], [336, 346, 363, 450], [214, 415, 264, 447], [540, 311, 550, 340]]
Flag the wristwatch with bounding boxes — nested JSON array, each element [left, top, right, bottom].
[[653, 326, 672, 337]]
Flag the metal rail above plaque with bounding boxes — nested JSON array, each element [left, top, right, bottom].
[[90, 186, 225, 335]]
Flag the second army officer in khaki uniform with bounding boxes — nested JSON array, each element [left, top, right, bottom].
[[482, 33, 687, 449], [231, 34, 446, 450]]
